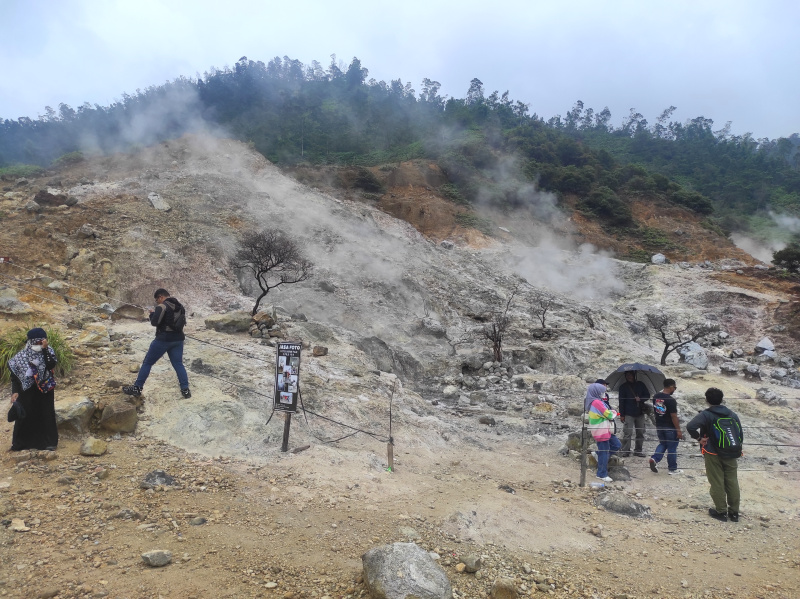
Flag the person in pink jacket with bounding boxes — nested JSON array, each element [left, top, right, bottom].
[[585, 381, 621, 482]]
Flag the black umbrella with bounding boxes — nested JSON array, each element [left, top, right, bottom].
[[605, 363, 665, 396]]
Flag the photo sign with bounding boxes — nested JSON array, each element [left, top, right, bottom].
[[274, 342, 301, 413]]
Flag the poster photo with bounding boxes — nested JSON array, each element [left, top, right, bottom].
[[274, 342, 301, 412]]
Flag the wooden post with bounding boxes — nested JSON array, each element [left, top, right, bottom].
[[579, 422, 588, 487], [387, 442, 394, 472], [281, 412, 292, 452]]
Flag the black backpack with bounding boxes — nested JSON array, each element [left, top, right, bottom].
[[709, 413, 743, 458], [161, 298, 186, 333]]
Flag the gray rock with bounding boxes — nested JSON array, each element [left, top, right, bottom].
[[771, 368, 788, 379], [594, 491, 651, 518], [462, 554, 481, 573], [204, 311, 252, 333], [678, 341, 708, 370], [731, 348, 744, 358], [141, 550, 172, 567], [141, 470, 177, 489], [0, 286, 32, 315], [419, 318, 447, 338], [778, 356, 795, 369], [357, 336, 423, 383], [362, 542, 452, 599], [189, 517, 207, 526], [756, 388, 787, 406], [111, 304, 147, 321], [744, 364, 761, 379], [490, 577, 518, 599], [80, 437, 108, 456], [651, 253, 666, 265], [755, 337, 775, 353], [99, 400, 138, 433], [147, 192, 171, 211], [440, 240, 454, 250], [607, 465, 632, 481], [55, 396, 96, 435], [720, 362, 739, 375], [25, 200, 42, 213], [74, 323, 111, 347]]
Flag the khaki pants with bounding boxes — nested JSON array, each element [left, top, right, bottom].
[[620, 414, 646, 454], [704, 452, 740, 513]]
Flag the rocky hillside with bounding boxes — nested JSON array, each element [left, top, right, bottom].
[[1, 135, 799, 599]]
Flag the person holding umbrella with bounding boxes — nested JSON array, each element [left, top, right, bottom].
[[618, 371, 650, 457]]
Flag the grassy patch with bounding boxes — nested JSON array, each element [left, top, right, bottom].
[[0, 164, 44, 179], [456, 212, 494, 235]]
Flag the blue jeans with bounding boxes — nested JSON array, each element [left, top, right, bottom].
[[135, 339, 189, 390], [596, 435, 621, 478], [652, 428, 679, 471]]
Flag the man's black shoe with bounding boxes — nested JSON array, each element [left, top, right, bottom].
[[122, 385, 142, 396], [728, 511, 739, 522], [633, 452, 646, 457], [181, 388, 192, 399], [708, 508, 728, 522]]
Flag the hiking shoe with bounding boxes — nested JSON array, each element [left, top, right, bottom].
[[649, 458, 659, 473], [181, 388, 192, 399], [668, 469, 684, 475], [708, 508, 728, 522], [122, 385, 142, 396], [597, 476, 613, 483], [728, 511, 739, 522]]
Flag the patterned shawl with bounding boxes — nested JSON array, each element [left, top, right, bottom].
[[8, 338, 57, 392]]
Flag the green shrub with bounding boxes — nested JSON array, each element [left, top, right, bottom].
[[439, 183, 469, 205], [455, 212, 494, 235], [0, 164, 44, 179], [578, 186, 632, 225], [670, 189, 714, 215], [773, 243, 800, 271], [52, 151, 85, 166], [0, 324, 75, 384], [352, 168, 384, 192]]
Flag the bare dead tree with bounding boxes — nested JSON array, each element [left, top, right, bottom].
[[646, 312, 719, 365], [481, 287, 518, 362], [531, 290, 555, 328], [579, 307, 595, 329], [232, 229, 313, 315]]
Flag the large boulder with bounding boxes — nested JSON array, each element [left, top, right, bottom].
[[55, 396, 95, 435], [651, 253, 667, 265], [99, 400, 138, 432], [357, 337, 423, 382], [594, 491, 651, 518], [204, 311, 252, 333], [33, 189, 68, 206], [677, 341, 708, 370], [111, 304, 147, 321], [755, 337, 774, 353], [362, 542, 452, 599], [418, 318, 447, 338], [0, 286, 32, 315], [74, 323, 111, 347]]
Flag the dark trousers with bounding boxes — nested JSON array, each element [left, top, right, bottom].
[[651, 428, 678, 471], [704, 453, 740, 513], [620, 414, 646, 454], [135, 339, 189, 390]]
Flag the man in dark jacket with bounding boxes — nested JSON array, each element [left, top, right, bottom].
[[617, 371, 650, 457], [122, 289, 191, 398], [687, 387, 743, 523]]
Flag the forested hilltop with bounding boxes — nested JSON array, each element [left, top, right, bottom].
[[2, 55, 799, 246]]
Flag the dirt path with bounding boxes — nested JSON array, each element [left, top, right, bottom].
[[2, 424, 798, 599]]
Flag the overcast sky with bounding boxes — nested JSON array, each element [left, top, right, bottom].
[[1, 0, 798, 139]]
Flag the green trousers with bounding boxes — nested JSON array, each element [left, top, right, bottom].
[[704, 453, 740, 513]]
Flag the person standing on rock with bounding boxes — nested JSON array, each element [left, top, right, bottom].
[[648, 379, 683, 475], [586, 381, 621, 483], [687, 388, 743, 522], [7, 327, 59, 451], [123, 289, 191, 398], [618, 371, 650, 457]]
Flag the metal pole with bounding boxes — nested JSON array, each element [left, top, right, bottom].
[[281, 412, 292, 452], [579, 407, 588, 487]]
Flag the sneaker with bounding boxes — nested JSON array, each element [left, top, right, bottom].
[[122, 385, 142, 396], [708, 508, 728, 522], [649, 458, 659, 473], [597, 476, 613, 483], [668, 469, 683, 475], [728, 511, 739, 522], [181, 388, 192, 399]]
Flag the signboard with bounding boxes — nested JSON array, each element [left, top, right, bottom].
[[274, 342, 301, 413]]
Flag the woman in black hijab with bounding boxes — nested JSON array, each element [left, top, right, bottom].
[[7, 327, 59, 451]]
